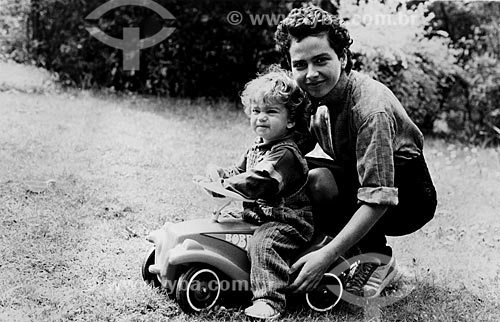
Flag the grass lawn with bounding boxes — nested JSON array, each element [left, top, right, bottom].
[[1, 62, 499, 321]]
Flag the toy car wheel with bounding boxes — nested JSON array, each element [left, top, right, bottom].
[[176, 266, 221, 313], [141, 248, 161, 288], [305, 273, 343, 312]]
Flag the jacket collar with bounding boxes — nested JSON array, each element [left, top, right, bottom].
[[311, 70, 350, 114], [255, 133, 294, 149]]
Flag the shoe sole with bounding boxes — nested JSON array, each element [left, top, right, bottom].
[[244, 312, 281, 320]]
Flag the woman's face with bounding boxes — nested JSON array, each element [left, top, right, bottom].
[[289, 34, 343, 98]]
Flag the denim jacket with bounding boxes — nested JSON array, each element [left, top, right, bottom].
[[307, 70, 424, 206], [219, 137, 314, 238]]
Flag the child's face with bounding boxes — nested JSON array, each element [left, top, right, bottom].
[[250, 104, 294, 143], [289, 33, 342, 98]]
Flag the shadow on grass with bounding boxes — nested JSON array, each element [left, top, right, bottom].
[[383, 282, 499, 322], [266, 278, 500, 322]]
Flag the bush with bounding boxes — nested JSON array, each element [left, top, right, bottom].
[[26, 0, 289, 99], [339, 0, 499, 144], [0, 0, 31, 61], [3, 0, 498, 144], [442, 54, 500, 145], [340, 0, 460, 134], [425, 0, 500, 145]]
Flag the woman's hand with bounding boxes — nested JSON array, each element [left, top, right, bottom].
[[288, 248, 335, 294], [288, 204, 388, 294]]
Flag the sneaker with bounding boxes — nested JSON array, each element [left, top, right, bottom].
[[344, 255, 397, 298], [244, 300, 281, 320], [363, 255, 397, 298], [344, 259, 380, 297]]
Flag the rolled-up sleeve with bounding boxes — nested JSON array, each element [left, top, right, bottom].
[[356, 112, 399, 206]]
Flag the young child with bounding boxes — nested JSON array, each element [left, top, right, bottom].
[[204, 67, 314, 319]]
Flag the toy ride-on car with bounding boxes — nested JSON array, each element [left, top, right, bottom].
[[141, 179, 351, 313]]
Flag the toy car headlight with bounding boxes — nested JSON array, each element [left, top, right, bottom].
[[146, 223, 179, 276]]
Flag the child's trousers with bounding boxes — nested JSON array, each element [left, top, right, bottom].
[[247, 221, 311, 311]]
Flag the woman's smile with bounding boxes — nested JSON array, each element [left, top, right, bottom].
[[290, 33, 343, 98]]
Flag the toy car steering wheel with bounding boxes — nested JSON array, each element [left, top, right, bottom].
[[193, 178, 255, 222]]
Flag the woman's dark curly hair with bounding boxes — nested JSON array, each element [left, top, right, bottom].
[[275, 5, 353, 73], [241, 65, 310, 128]]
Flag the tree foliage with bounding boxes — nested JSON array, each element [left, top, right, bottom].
[[340, 0, 459, 133], [22, 0, 290, 100], [426, 0, 500, 145], [1, 0, 499, 144], [0, 0, 31, 61]]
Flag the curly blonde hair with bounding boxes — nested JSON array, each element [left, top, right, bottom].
[[241, 65, 310, 127]]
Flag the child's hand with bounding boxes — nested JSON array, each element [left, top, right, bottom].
[[193, 175, 226, 198], [241, 208, 263, 224], [205, 163, 223, 182]]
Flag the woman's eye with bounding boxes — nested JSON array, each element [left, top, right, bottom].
[[292, 62, 306, 70], [315, 56, 330, 65]]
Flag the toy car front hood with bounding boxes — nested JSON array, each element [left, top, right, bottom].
[[161, 218, 257, 236]]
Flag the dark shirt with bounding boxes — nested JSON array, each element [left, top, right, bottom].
[[220, 136, 308, 201], [218, 136, 314, 236]]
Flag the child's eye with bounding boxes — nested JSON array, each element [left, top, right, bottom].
[[251, 108, 260, 114]]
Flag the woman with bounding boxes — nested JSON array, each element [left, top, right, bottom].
[[275, 5, 437, 298]]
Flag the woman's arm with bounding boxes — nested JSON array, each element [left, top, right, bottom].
[[288, 203, 387, 293], [289, 109, 398, 293]]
